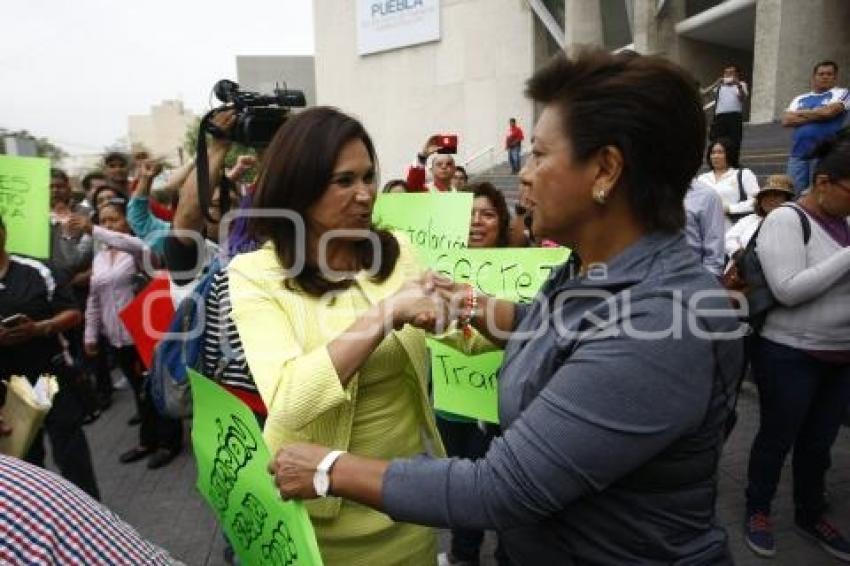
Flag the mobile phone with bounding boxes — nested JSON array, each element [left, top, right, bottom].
[[436, 134, 458, 155], [1, 314, 27, 328]]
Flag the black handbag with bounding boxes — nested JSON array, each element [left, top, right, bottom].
[[727, 169, 751, 224]]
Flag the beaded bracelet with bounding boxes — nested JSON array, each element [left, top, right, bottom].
[[459, 285, 478, 338]]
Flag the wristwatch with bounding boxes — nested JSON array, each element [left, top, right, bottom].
[[313, 450, 346, 497]]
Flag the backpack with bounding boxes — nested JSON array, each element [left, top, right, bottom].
[[728, 204, 811, 332], [147, 256, 224, 418]]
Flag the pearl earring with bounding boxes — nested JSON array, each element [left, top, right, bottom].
[[593, 188, 607, 205]]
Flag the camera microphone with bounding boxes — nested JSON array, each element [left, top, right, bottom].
[[213, 79, 240, 104]]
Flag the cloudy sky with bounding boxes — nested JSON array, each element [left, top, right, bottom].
[[0, 0, 313, 155]]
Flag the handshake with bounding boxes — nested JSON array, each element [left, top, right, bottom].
[[383, 272, 477, 335]]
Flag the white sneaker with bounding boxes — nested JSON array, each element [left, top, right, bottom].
[[111, 368, 129, 390], [437, 552, 476, 566]]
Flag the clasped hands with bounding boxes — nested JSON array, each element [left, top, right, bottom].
[[387, 271, 473, 334], [268, 272, 476, 502]]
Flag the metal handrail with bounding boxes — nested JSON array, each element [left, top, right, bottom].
[[462, 145, 497, 174]]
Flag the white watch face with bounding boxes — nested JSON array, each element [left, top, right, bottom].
[[314, 472, 329, 497]]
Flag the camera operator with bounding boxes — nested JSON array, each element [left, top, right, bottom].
[[166, 111, 244, 287], [0, 215, 100, 499], [406, 135, 458, 192]]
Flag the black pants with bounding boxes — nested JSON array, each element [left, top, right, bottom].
[[88, 334, 116, 405], [746, 337, 850, 525], [25, 361, 100, 500], [710, 112, 743, 150], [437, 417, 510, 564], [113, 345, 182, 452]]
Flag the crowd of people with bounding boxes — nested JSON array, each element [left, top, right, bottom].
[[1, 48, 849, 566]]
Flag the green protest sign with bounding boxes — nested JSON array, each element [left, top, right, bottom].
[[190, 370, 323, 566], [372, 192, 472, 265], [428, 247, 570, 423], [0, 155, 50, 259]]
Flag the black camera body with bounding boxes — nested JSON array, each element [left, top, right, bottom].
[[211, 79, 306, 147]]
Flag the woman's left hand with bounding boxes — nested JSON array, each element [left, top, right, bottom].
[[268, 442, 333, 500]]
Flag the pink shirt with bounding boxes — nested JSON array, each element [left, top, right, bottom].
[[84, 226, 150, 347]]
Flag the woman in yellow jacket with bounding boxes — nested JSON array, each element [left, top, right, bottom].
[[229, 106, 464, 565]]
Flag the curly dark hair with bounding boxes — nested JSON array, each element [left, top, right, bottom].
[[463, 182, 510, 247], [525, 48, 706, 232]]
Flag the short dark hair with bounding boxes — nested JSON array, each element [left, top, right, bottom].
[[251, 107, 399, 297], [455, 166, 468, 178], [724, 64, 740, 73], [50, 168, 69, 183], [706, 137, 741, 170], [103, 151, 129, 166], [81, 171, 106, 191], [812, 127, 850, 181], [813, 60, 838, 75], [525, 48, 705, 232], [464, 182, 510, 247]]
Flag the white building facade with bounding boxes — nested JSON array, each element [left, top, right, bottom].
[[128, 100, 197, 165], [313, 0, 850, 177]]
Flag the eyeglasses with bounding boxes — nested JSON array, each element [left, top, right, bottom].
[[514, 204, 527, 216]]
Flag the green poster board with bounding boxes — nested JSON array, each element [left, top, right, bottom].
[[428, 247, 570, 423], [190, 370, 323, 566], [0, 155, 50, 258], [372, 192, 472, 265]]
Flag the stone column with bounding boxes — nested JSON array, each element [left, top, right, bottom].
[[751, 0, 850, 123], [750, 0, 783, 123], [564, 0, 604, 49]]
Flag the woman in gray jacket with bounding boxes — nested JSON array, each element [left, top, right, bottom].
[[266, 49, 745, 565]]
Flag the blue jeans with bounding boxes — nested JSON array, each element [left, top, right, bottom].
[[746, 337, 850, 525], [508, 145, 521, 174], [786, 155, 816, 197]]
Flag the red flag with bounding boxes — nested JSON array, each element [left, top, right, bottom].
[[119, 272, 175, 368]]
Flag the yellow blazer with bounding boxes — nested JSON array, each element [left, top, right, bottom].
[[229, 233, 454, 519]]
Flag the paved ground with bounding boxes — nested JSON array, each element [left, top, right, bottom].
[[57, 379, 850, 565]]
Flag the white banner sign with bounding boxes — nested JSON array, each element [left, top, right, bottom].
[[357, 0, 441, 56]]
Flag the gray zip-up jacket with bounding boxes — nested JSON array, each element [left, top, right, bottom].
[[383, 232, 744, 565]]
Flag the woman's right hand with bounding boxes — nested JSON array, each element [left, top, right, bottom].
[[67, 214, 93, 235], [84, 342, 99, 358], [387, 279, 448, 332]]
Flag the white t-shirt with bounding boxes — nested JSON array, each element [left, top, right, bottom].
[[759, 206, 850, 351], [724, 212, 761, 258], [715, 81, 748, 115], [696, 168, 760, 230]]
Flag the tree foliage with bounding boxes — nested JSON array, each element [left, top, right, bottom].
[[0, 128, 67, 161]]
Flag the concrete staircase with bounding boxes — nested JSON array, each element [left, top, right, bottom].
[[471, 121, 793, 207]]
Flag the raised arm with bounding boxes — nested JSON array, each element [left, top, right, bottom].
[[162, 158, 196, 192], [173, 110, 234, 244]]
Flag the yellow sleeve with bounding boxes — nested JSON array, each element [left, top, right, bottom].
[[228, 253, 351, 431]]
